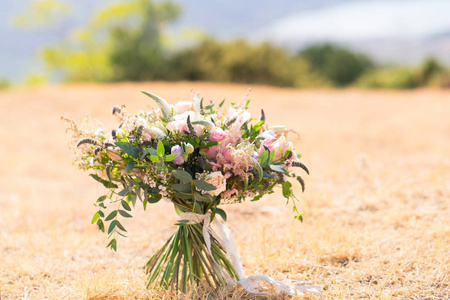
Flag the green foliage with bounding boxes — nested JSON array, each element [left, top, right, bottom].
[[0, 79, 11, 90], [417, 57, 445, 86], [12, 0, 72, 30], [169, 39, 326, 87], [298, 43, 375, 86], [358, 67, 419, 89], [42, 0, 180, 82]]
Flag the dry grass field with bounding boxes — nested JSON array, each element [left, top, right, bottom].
[[0, 82, 449, 299]]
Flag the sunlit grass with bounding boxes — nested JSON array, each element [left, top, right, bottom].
[[0, 83, 449, 299]]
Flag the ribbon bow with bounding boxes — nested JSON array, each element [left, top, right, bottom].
[[178, 211, 323, 296]]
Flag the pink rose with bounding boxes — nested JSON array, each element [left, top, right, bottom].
[[174, 101, 192, 114], [205, 171, 226, 196], [210, 128, 227, 142], [258, 135, 296, 162]]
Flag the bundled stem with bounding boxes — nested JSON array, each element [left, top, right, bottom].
[[145, 217, 239, 291]]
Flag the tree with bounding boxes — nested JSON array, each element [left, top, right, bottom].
[[42, 0, 180, 81], [298, 44, 374, 87]]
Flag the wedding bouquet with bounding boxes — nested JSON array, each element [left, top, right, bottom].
[[63, 91, 317, 295]]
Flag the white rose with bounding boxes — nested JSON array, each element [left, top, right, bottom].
[[174, 101, 193, 114], [205, 171, 226, 196]]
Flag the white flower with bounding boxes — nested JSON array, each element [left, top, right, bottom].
[[174, 100, 193, 114], [205, 171, 226, 196]]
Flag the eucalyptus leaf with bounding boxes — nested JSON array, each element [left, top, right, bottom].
[[172, 170, 193, 182], [215, 208, 227, 221], [118, 189, 129, 196], [172, 183, 192, 193], [148, 196, 162, 204], [270, 164, 287, 173], [96, 195, 107, 203], [194, 192, 214, 203], [89, 174, 118, 189], [125, 161, 137, 172], [119, 210, 132, 218], [193, 180, 217, 191], [115, 141, 139, 158], [107, 238, 117, 251], [174, 192, 193, 200], [91, 211, 100, 224], [121, 200, 131, 211], [105, 210, 118, 221]]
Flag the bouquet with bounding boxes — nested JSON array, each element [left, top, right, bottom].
[[63, 91, 320, 296]]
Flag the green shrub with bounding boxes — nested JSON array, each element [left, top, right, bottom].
[[297, 44, 374, 87], [357, 67, 419, 89], [170, 39, 328, 87], [0, 79, 11, 90]]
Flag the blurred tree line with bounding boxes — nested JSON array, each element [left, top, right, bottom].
[[11, 0, 449, 90]]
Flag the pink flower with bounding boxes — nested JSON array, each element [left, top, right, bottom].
[[166, 111, 203, 136], [210, 128, 227, 142], [259, 135, 296, 162], [205, 171, 226, 196], [173, 101, 192, 114]]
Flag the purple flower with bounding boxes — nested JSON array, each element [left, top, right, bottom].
[[171, 145, 184, 165]]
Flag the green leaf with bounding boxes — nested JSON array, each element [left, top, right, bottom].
[[194, 192, 214, 203], [165, 153, 178, 162], [193, 180, 217, 191], [215, 208, 227, 221], [96, 195, 107, 203], [250, 157, 263, 181], [89, 174, 118, 189], [172, 170, 193, 182], [172, 183, 192, 193], [108, 220, 116, 234], [118, 189, 129, 196], [251, 193, 264, 202], [119, 210, 132, 218], [91, 211, 100, 224], [125, 161, 137, 172], [270, 164, 287, 173], [105, 210, 118, 221], [115, 220, 127, 232], [148, 195, 162, 203], [96, 219, 104, 232], [259, 150, 269, 167], [174, 192, 192, 200], [157, 140, 165, 156], [98, 211, 104, 218], [115, 142, 139, 158], [121, 200, 131, 211], [107, 238, 117, 251], [150, 155, 161, 163], [282, 181, 293, 199]]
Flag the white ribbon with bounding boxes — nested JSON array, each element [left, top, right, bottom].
[[178, 212, 323, 296]]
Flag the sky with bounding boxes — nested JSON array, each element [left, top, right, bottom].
[[1, 0, 449, 82], [257, 0, 450, 43]]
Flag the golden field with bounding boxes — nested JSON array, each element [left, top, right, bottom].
[[0, 82, 449, 299]]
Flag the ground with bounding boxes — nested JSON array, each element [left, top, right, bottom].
[[0, 82, 449, 299]]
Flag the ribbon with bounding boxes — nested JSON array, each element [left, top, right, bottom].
[[178, 212, 323, 296]]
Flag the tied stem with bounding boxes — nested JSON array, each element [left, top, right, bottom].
[[145, 219, 238, 291]]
